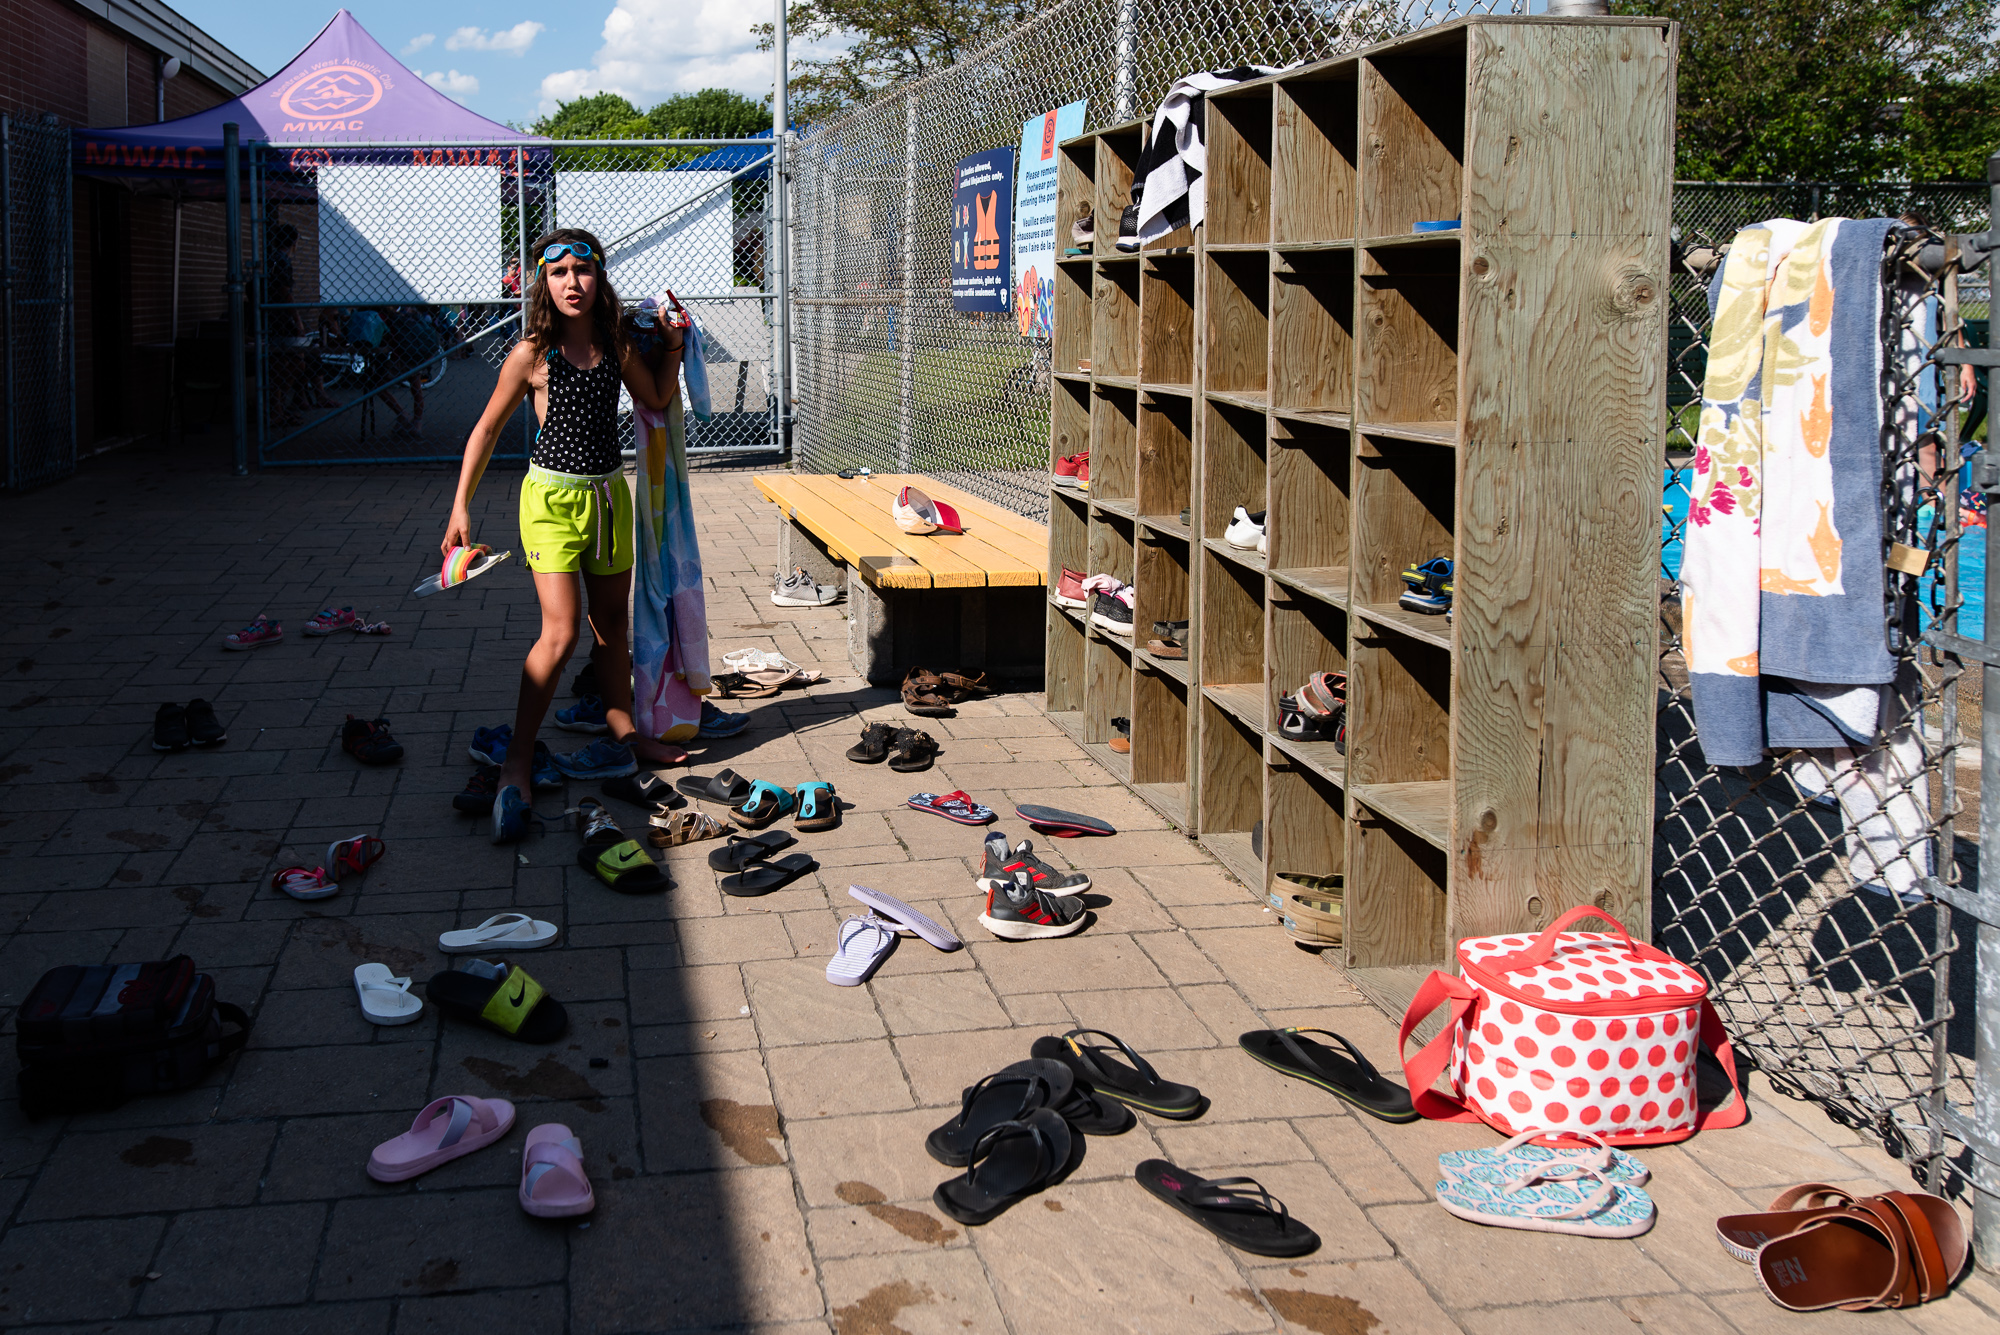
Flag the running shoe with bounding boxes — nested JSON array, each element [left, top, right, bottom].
[[1052, 451, 1088, 488], [222, 614, 282, 651], [184, 698, 226, 747], [1090, 591, 1134, 637], [492, 783, 530, 844], [555, 695, 610, 734], [979, 871, 1089, 940], [531, 741, 564, 792], [698, 700, 749, 738], [304, 606, 360, 636], [1224, 507, 1267, 553], [152, 702, 189, 752], [552, 739, 638, 780], [455, 765, 500, 814], [976, 832, 1091, 897], [469, 724, 513, 766], [773, 567, 842, 608], [341, 716, 403, 765]]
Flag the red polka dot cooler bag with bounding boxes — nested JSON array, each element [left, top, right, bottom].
[[1398, 908, 1746, 1145]]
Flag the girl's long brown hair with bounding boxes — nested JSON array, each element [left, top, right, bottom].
[[522, 227, 625, 364]]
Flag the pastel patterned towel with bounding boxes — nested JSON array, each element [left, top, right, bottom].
[[632, 386, 713, 745], [1685, 216, 1896, 767]]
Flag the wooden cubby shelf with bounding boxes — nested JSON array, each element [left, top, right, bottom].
[[1045, 16, 1673, 1010]]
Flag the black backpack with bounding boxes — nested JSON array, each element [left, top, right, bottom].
[[16, 956, 251, 1118]]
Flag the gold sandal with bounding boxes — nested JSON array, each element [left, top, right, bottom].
[[647, 809, 735, 848]]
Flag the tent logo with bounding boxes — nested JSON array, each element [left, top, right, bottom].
[[278, 64, 385, 119]]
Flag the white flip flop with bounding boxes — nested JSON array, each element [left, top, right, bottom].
[[438, 912, 559, 954], [848, 884, 961, 951], [827, 915, 897, 986], [412, 545, 512, 598], [354, 962, 424, 1025]]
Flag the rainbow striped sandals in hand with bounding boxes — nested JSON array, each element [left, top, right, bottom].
[[413, 545, 511, 598]]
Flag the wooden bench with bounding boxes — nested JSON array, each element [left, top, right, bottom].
[[751, 473, 1048, 684]]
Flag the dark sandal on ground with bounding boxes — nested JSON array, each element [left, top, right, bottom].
[[1237, 1027, 1417, 1123], [709, 829, 797, 872], [731, 780, 796, 830], [1015, 804, 1116, 838], [602, 771, 683, 809], [719, 851, 818, 897], [926, 1060, 1075, 1166], [794, 781, 840, 832], [1134, 1160, 1321, 1257], [888, 728, 939, 773], [341, 715, 404, 765], [1050, 1077, 1136, 1136], [937, 670, 991, 699], [575, 798, 669, 894], [1030, 1028, 1203, 1119], [932, 1108, 1072, 1225], [902, 667, 956, 718], [426, 958, 568, 1043], [846, 722, 897, 764], [712, 671, 781, 700], [676, 768, 752, 804]]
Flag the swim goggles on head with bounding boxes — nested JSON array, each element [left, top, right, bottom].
[[537, 241, 603, 270]]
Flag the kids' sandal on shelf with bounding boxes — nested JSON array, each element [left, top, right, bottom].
[[1136, 1160, 1321, 1257], [519, 1124, 596, 1218], [1435, 1163, 1656, 1239], [846, 722, 897, 763], [575, 797, 668, 894], [271, 866, 339, 900], [731, 780, 796, 830], [425, 958, 568, 1043], [794, 781, 840, 832], [827, 916, 898, 986], [414, 544, 512, 597], [1237, 1027, 1417, 1123], [1013, 804, 1115, 838], [907, 791, 996, 825], [709, 829, 798, 873], [367, 1095, 515, 1182], [1400, 556, 1453, 593], [927, 1060, 1075, 1167], [719, 852, 818, 897], [932, 1109, 1072, 1226], [1438, 1129, 1650, 1188], [648, 809, 733, 848], [1029, 1028, 1203, 1120], [676, 768, 753, 804]]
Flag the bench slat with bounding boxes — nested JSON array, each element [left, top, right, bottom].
[[863, 474, 1054, 557], [753, 475, 936, 588]]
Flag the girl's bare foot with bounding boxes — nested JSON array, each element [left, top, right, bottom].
[[630, 735, 689, 766]]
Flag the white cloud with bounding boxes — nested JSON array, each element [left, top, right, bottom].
[[401, 33, 434, 55], [446, 21, 546, 56], [536, 0, 836, 113], [421, 69, 481, 100]]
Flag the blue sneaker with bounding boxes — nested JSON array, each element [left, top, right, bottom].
[[492, 783, 530, 843], [531, 741, 564, 791], [698, 700, 749, 738], [555, 694, 610, 734], [552, 739, 638, 780], [469, 723, 513, 766]]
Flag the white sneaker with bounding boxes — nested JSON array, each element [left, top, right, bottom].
[[1224, 506, 1267, 552], [772, 567, 841, 608]]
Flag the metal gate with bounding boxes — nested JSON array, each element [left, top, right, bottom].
[[1, 114, 76, 490], [250, 137, 780, 468]]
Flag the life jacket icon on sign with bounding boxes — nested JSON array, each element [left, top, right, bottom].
[[973, 192, 1001, 270]]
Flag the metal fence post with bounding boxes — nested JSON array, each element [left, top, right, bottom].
[[223, 122, 246, 475], [1112, 0, 1138, 121], [1972, 152, 2000, 1270], [897, 91, 918, 472], [772, 0, 791, 455], [2, 113, 13, 492]]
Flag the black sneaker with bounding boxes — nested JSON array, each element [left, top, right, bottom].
[[1116, 203, 1142, 253], [454, 765, 500, 814], [571, 659, 600, 698], [980, 870, 1089, 940], [341, 715, 404, 765], [1090, 592, 1134, 637], [152, 703, 189, 752], [184, 698, 226, 747], [977, 832, 1091, 897]]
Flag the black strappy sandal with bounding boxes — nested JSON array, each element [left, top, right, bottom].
[[1135, 1159, 1321, 1257], [1029, 1028, 1204, 1120], [924, 1060, 1073, 1166], [932, 1109, 1072, 1225], [1236, 1027, 1417, 1123]]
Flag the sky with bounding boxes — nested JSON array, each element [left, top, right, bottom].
[[167, 1, 797, 127]]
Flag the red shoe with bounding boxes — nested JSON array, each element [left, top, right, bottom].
[[1054, 567, 1088, 610], [1076, 455, 1090, 493], [1053, 451, 1088, 488]]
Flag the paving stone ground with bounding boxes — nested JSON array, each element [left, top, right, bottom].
[[2, 438, 1999, 1333]]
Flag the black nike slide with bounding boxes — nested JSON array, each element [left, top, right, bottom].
[[425, 958, 568, 1043], [933, 1109, 1072, 1225], [1237, 1027, 1417, 1123], [926, 1060, 1074, 1167], [1015, 804, 1116, 838], [1135, 1159, 1320, 1257], [709, 829, 797, 873], [1030, 1028, 1203, 1120], [576, 816, 669, 894], [602, 770, 684, 810], [676, 768, 752, 804], [719, 852, 818, 897]]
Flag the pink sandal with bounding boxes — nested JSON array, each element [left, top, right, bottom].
[[367, 1095, 516, 1183], [327, 834, 386, 880], [519, 1123, 595, 1217], [270, 866, 338, 900]]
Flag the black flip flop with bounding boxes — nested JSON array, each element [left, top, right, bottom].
[[1030, 1028, 1203, 1120], [887, 729, 938, 773], [709, 829, 797, 872], [425, 959, 568, 1043], [676, 768, 752, 804], [1236, 1028, 1417, 1123], [1015, 804, 1116, 838], [932, 1109, 1072, 1225], [926, 1060, 1075, 1167], [602, 771, 684, 809], [719, 852, 818, 897], [1052, 1079, 1136, 1136], [1135, 1159, 1321, 1257]]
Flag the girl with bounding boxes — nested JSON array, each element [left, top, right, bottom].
[[444, 228, 685, 842]]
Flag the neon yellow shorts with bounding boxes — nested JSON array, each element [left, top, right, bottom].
[[519, 465, 635, 576]]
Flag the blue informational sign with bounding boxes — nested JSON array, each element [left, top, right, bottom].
[[1012, 100, 1088, 338], [951, 147, 1016, 313]]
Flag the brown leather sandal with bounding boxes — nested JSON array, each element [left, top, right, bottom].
[[1749, 1190, 1965, 1312], [937, 670, 991, 699], [1716, 1183, 1857, 1262], [902, 667, 955, 718]]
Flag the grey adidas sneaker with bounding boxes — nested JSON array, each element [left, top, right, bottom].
[[772, 566, 841, 608], [976, 832, 1091, 897]]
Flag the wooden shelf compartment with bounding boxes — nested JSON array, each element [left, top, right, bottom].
[[1087, 507, 1136, 589], [1203, 682, 1266, 732], [1133, 661, 1191, 793], [1269, 415, 1350, 575], [1272, 248, 1355, 414], [1198, 696, 1264, 882], [1091, 495, 1137, 521], [1056, 136, 1096, 260], [1206, 81, 1274, 245], [1139, 254, 1196, 387], [1092, 259, 1142, 381], [1054, 261, 1092, 374], [1046, 604, 1087, 712], [1140, 511, 1192, 541], [1204, 250, 1270, 395], [1346, 625, 1450, 790], [1093, 123, 1143, 246], [1357, 238, 1459, 431], [1272, 62, 1358, 245], [1270, 565, 1349, 607], [1203, 536, 1267, 578], [1051, 376, 1089, 479], [1268, 583, 1348, 729], [1351, 436, 1453, 609], [1090, 384, 1139, 503], [1133, 525, 1190, 657], [1353, 601, 1452, 651], [1082, 626, 1134, 746], [1135, 643, 1190, 684], [1359, 28, 1466, 241], [1349, 780, 1450, 852], [1137, 392, 1194, 525], [1049, 486, 1088, 586], [1201, 396, 1267, 543], [1345, 807, 1449, 970], [1267, 755, 1346, 918], [1269, 730, 1345, 790], [1199, 544, 1264, 695]]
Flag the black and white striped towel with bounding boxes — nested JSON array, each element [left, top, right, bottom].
[[1132, 65, 1285, 246]]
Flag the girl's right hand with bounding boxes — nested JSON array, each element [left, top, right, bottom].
[[442, 507, 471, 554]]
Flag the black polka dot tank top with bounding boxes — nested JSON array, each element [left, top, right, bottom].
[[532, 345, 623, 476]]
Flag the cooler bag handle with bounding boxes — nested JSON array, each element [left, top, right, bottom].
[[1498, 906, 1641, 973], [1694, 998, 1748, 1131], [1398, 970, 1482, 1122]]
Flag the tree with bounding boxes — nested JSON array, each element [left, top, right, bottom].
[[754, 0, 1048, 123], [1617, 0, 2000, 181], [646, 88, 771, 139], [531, 92, 652, 140]]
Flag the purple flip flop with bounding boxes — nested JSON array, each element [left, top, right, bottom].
[[1014, 804, 1116, 839], [848, 884, 961, 952]]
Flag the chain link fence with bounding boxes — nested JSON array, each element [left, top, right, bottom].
[[2, 114, 75, 490], [250, 139, 778, 467]]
